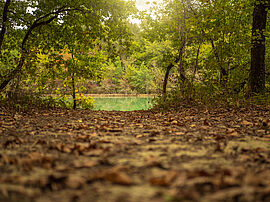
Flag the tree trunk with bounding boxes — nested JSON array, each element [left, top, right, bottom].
[[0, 0, 11, 51], [0, 7, 71, 92], [210, 40, 228, 85], [162, 42, 185, 94], [163, 62, 175, 94], [0, 56, 25, 90], [249, 0, 268, 94], [71, 51, 76, 110], [163, 0, 187, 95], [72, 72, 76, 109]]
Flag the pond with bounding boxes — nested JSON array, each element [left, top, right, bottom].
[[92, 96, 154, 111]]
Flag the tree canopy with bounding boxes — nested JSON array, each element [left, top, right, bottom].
[[0, 0, 269, 109]]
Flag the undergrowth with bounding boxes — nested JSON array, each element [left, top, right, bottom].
[[0, 90, 94, 112], [153, 87, 270, 110]]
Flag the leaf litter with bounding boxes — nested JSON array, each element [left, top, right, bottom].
[[0, 107, 270, 202]]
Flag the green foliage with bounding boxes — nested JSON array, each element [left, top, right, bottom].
[[0, 0, 137, 108], [127, 62, 155, 93], [1, 0, 269, 109], [36, 93, 94, 109], [76, 93, 94, 109]]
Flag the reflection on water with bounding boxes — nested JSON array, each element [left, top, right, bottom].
[[93, 97, 153, 111]]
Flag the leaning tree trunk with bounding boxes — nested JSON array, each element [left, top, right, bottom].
[[0, 6, 74, 92], [162, 42, 185, 94], [249, 0, 268, 94], [163, 0, 187, 95], [0, 56, 25, 90], [163, 60, 177, 94]]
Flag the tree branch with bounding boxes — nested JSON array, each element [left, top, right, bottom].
[[21, 7, 84, 51], [0, 5, 86, 91]]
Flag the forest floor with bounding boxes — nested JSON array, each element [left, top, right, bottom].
[[0, 106, 270, 202]]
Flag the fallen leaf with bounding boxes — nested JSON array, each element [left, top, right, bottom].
[[242, 120, 253, 126], [73, 160, 98, 168], [105, 171, 133, 185], [149, 171, 178, 186], [175, 132, 185, 135], [203, 119, 210, 126], [227, 131, 239, 137], [65, 175, 86, 189]]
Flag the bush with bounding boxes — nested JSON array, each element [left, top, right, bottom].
[[0, 90, 94, 111]]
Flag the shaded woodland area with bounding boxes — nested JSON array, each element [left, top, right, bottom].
[[0, 0, 270, 201]]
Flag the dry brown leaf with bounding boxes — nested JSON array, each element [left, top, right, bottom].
[[226, 128, 235, 133], [73, 160, 98, 168], [74, 143, 90, 153], [0, 184, 40, 198], [136, 134, 144, 138], [175, 132, 185, 135], [256, 130, 266, 135], [200, 126, 209, 130], [105, 171, 133, 185], [65, 175, 86, 189], [78, 124, 89, 130], [149, 171, 178, 186], [62, 145, 73, 153], [242, 120, 253, 126], [145, 156, 163, 167], [203, 119, 210, 126], [227, 131, 239, 137], [84, 149, 104, 156], [135, 124, 144, 128]]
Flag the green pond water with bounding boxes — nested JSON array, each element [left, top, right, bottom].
[[93, 97, 153, 111]]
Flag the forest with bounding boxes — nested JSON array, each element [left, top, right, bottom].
[[0, 0, 270, 109], [0, 0, 270, 201]]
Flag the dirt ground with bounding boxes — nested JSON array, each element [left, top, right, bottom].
[[0, 106, 270, 202]]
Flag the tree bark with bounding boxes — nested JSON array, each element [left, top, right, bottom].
[[71, 51, 76, 110], [0, 0, 11, 51], [163, 60, 177, 94], [0, 55, 25, 90], [162, 42, 185, 94], [249, 0, 268, 94]]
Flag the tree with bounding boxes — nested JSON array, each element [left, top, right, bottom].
[[0, 0, 135, 92], [249, 0, 269, 94]]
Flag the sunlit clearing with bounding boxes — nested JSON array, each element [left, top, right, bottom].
[[135, 0, 162, 11], [127, 0, 162, 24]]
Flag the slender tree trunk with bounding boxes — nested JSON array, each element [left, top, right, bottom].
[[178, 0, 187, 86], [210, 40, 228, 85], [72, 72, 76, 109], [0, 0, 11, 51], [192, 44, 201, 84], [249, 0, 268, 94], [162, 42, 185, 94], [71, 51, 76, 110], [163, 61, 177, 94], [162, 0, 187, 95], [178, 41, 186, 84]]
